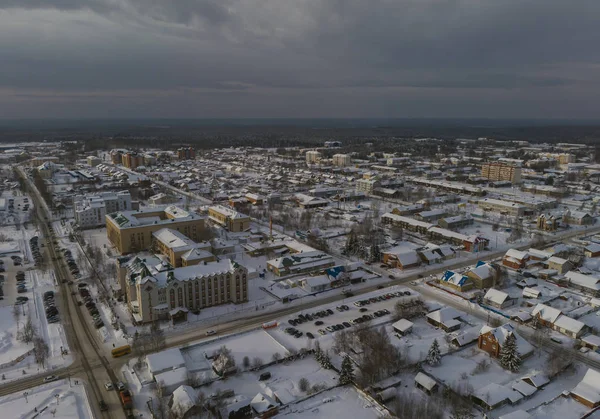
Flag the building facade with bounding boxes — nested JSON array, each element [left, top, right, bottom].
[[177, 147, 196, 160], [106, 206, 206, 254], [118, 257, 248, 323], [332, 154, 351, 167], [74, 190, 132, 229], [481, 162, 522, 184], [305, 150, 322, 164], [152, 228, 215, 267], [208, 205, 250, 232]]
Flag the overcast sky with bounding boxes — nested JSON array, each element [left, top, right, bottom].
[[0, 1, 599, 119]]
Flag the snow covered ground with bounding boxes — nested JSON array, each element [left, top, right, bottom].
[[0, 379, 93, 419], [277, 386, 386, 419]]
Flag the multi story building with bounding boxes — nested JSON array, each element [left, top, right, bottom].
[[106, 206, 206, 254], [305, 150, 322, 164], [152, 228, 215, 267], [122, 152, 145, 169], [356, 178, 380, 195], [332, 154, 351, 167], [74, 190, 132, 229], [481, 162, 522, 184], [86, 156, 102, 167], [477, 198, 525, 217], [177, 147, 196, 160], [117, 256, 248, 323], [208, 205, 250, 232]]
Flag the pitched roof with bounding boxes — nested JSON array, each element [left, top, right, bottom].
[[414, 372, 437, 390], [571, 368, 600, 405], [484, 288, 510, 305], [531, 303, 562, 323]]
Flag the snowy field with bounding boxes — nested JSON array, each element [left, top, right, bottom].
[[276, 386, 386, 419], [0, 379, 92, 419]]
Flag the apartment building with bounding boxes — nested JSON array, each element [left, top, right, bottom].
[[477, 198, 525, 217], [356, 178, 380, 195], [208, 205, 250, 232], [122, 152, 145, 169], [481, 162, 522, 184], [118, 256, 248, 323], [332, 154, 352, 167], [152, 228, 215, 267], [74, 190, 132, 229], [177, 147, 196, 160], [305, 150, 322, 164], [86, 156, 102, 167], [106, 206, 206, 254]]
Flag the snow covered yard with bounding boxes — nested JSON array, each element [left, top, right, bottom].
[[277, 386, 386, 418], [182, 329, 288, 370], [386, 317, 454, 364], [0, 379, 92, 419]]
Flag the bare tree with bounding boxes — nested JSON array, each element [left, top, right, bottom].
[[252, 357, 264, 369], [151, 381, 170, 419], [33, 337, 49, 368], [12, 304, 21, 333], [298, 377, 310, 392], [22, 316, 37, 344]]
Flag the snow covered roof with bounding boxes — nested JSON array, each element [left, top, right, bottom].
[[521, 372, 549, 389], [582, 335, 600, 348], [303, 275, 331, 288], [565, 271, 600, 290], [479, 324, 534, 357], [469, 261, 495, 279], [392, 319, 414, 332], [473, 383, 522, 407], [548, 256, 569, 265], [251, 393, 278, 414], [450, 325, 481, 347], [498, 410, 531, 419], [427, 307, 462, 324], [155, 366, 188, 388], [531, 303, 562, 323], [553, 315, 586, 334], [511, 380, 537, 397], [484, 288, 510, 305], [414, 372, 437, 391], [393, 250, 421, 266], [585, 243, 600, 253], [441, 270, 469, 286], [522, 287, 541, 299], [504, 249, 529, 261], [147, 348, 186, 374], [171, 385, 196, 413], [571, 368, 600, 405]]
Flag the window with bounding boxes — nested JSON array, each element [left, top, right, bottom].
[[178, 288, 183, 307], [169, 289, 175, 309]]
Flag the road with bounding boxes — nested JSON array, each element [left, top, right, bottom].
[[11, 166, 125, 418]]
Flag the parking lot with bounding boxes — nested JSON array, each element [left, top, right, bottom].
[[268, 287, 420, 349]]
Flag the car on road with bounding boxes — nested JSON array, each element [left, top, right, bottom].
[[116, 381, 126, 391], [43, 375, 58, 383], [206, 330, 216, 336], [104, 382, 114, 390], [99, 400, 108, 411]]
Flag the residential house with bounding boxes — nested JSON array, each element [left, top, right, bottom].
[[580, 335, 600, 351], [477, 324, 534, 359], [483, 289, 517, 309], [472, 383, 523, 410], [502, 249, 530, 270], [169, 385, 202, 419], [547, 256, 572, 274], [565, 271, 600, 297], [293, 193, 329, 209], [553, 315, 587, 339], [382, 248, 422, 270], [440, 270, 473, 292], [438, 215, 474, 230], [571, 368, 600, 408], [531, 303, 562, 328], [250, 393, 279, 418], [466, 261, 498, 289], [564, 210, 594, 226], [585, 243, 600, 258], [414, 372, 439, 395], [392, 319, 414, 336], [426, 307, 462, 332]]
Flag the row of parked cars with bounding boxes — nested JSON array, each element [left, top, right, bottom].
[[30, 235, 43, 267], [15, 270, 27, 294], [78, 283, 104, 329], [287, 308, 335, 326], [353, 291, 411, 307], [44, 290, 59, 323], [62, 248, 80, 278]]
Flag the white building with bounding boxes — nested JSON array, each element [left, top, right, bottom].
[[306, 150, 322, 164], [332, 154, 352, 167], [74, 190, 132, 228]]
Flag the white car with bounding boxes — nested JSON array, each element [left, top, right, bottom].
[[104, 382, 113, 391], [206, 330, 216, 336], [43, 375, 58, 383]]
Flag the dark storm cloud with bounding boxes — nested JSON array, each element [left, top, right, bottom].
[[1, 0, 599, 118]]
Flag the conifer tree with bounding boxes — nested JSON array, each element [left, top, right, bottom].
[[499, 333, 521, 372], [426, 339, 441, 366]]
